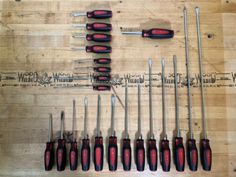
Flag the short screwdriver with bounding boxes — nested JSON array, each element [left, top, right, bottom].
[[73, 33, 112, 42], [93, 74, 111, 82], [108, 94, 118, 171], [69, 100, 78, 171], [195, 7, 212, 171], [122, 82, 132, 171], [72, 10, 112, 19], [93, 85, 111, 91], [94, 95, 104, 171], [44, 114, 54, 171], [122, 28, 174, 39], [184, 7, 198, 171], [81, 97, 90, 171], [75, 58, 111, 65], [56, 111, 67, 171], [135, 83, 145, 171], [72, 45, 112, 54], [173, 55, 185, 172], [160, 59, 171, 172], [73, 22, 112, 32], [74, 66, 111, 73]]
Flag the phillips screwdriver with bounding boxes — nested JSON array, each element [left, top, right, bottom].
[[72, 33, 112, 42], [73, 22, 112, 32], [147, 59, 158, 171], [72, 45, 112, 54], [122, 28, 174, 39], [135, 83, 145, 171], [81, 97, 90, 171], [56, 111, 67, 171], [44, 114, 54, 171], [195, 7, 212, 171], [69, 100, 78, 171], [75, 58, 111, 65], [184, 7, 198, 171], [72, 10, 112, 19], [173, 55, 185, 172], [94, 95, 104, 171], [122, 82, 132, 171], [108, 94, 118, 171], [74, 66, 111, 73], [160, 59, 171, 172]]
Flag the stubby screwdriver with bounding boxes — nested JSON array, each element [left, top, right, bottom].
[[74, 66, 111, 73], [73, 22, 112, 32], [195, 7, 212, 171], [72, 10, 112, 19], [75, 58, 111, 65], [81, 97, 90, 171], [72, 45, 111, 54], [44, 114, 54, 171], [73, 33, 112, 43], [56, 111, 67, 171], [93, 85, 111, 91], [93, 74, 111, 82]]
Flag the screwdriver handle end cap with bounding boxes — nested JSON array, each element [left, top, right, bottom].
[[147, 139, 158, 171], [200, 139, 212, 171], [174, 137, 185, 171], [122, 138, 132, 171], [160, 139, 171, 172], [187, 139, 198, 171]]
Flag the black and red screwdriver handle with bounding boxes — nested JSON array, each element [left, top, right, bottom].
[[200, 139, 212, 171], [69, 141, 78, 171], [93, 67, 111, 73], [147, 139, 158, 171], [86, 23, 112, 32], [86, 33, 112, 42], [94, 75, 111, 82], [56, 139, 67, 171], [174, 137, 185, 171], [94, 136, 104, 171], [108, 136, 118, 171], [93, 85, 111, 91], [87, 10, 112, 19], [86, 45, 112, 54], [142, 28, 174, 39], [135, 139, 145, 171], [81, 138, 90, 171], [160, 139, 171, 172], [44, 142, 54, 171], [187, 139, 198, 171], [122, 138, 131, 171], [94, 58, 111, 65]]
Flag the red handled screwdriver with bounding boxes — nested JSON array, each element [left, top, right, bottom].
[[72, 45, 111, 54], [147, 59, 158, 171], [122, 82, 132, 171], [173, 55, 185, 172], [73, 22, 112, 32], [160, 59, 171, 172], [93, 85, 111, 91], [56, 111, 67, 171], [69, 100, 78, 171], [73, 33, 112, 42], [195, 7, 212, 171], [135, 83, 145, 171], [74, 66, 111, 74], [75, 58, 111, 65], [44, 114, 54, 171], [94, 95, 104, 171], [81, 97, 90, 171], [93, 74, 111, 82], [72, 10, 112, 19], [108, 95, 118, 171], [184, 7, 198, 171]]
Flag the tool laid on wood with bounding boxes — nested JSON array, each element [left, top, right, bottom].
[[73, 33, 112, 42], [74, 66, 111, 73], [173, 55, 185, 172], [81, 97, 90, 171], [93, 85, 111, 91], [73, 22, 112, 32], [160, 59, 171, 172], [72, 45, 112, 54], [108, 94, 118, 171], [195, 7, 212, 171], [94, 95, 104, 171], [135, 83, 145, 171], [147, 59, 158, 171], [122, 82, 132, 171], [56, 111, 67, 171], [44, 114, 54, 171], [122, 28, 174, 39], [75, 58, 111, 65], [72, 10, 112, 19], [183, 7, 198, 171]]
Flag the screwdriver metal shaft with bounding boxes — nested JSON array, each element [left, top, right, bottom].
[[137, 83, 142, 138], [124, 82, 129, 139], [97, 95, 101, 137], [161, 59, 167, 140], [148, 59, 154, 139]]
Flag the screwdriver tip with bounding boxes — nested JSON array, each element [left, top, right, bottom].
[[84, 97, 88, 105], [195, 6, 200, 13], [148, 58, 152, 66], [111, 94, 116, 104], [161, 58, 165, 66]]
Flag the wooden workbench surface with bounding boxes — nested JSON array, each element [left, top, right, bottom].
[[0, 0, 236, 176]]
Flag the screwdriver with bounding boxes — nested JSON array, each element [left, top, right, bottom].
[[195, 7, 212, 171], [160, 59, 171, 172], [73, 22, 112, 32], [93, 85, 111, 91], [173, 55, 185, 172], [69, 100, 78, 171], [56, 111, 67, 171], [73, 33, 112, 43], [147, 59, 158, 171], [94, 74, 111, 82], [72, 10, 112, 19], [81, 97, 90, 171], [74, 66, 111, 73], [94, 95, 104, 171], [122, 82, 132, 171], [75, 58, 111, 65], [122, 28, 174, 39], [108, 94, 118, 171], [44, 114, 54, 171], [72, 45, 112, 54], [183, 7, 198, 171], [135, 83, 145, 171]]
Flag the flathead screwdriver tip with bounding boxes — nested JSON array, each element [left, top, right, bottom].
[[195, 6, 200, 12], [84, 97, 88, 105], [148, 58, 152, 66], [111, 94, 116, 104], [161, 58, 165, 66]]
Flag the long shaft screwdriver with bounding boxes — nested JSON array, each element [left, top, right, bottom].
[[184, 7, 198, 171], [44, 114, 54, 171], [147, 59, 158, 171], [73, 22, 112, 32], [81, 97, 90, 171], [94, 95, 104, 171], [195, 7, 212, 171], [173, 55, 185, 171], [72, 45, 112, 54], [73, 33, 112, 42], [56, 111, 67, 171], [72, 10, 112, 19]]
